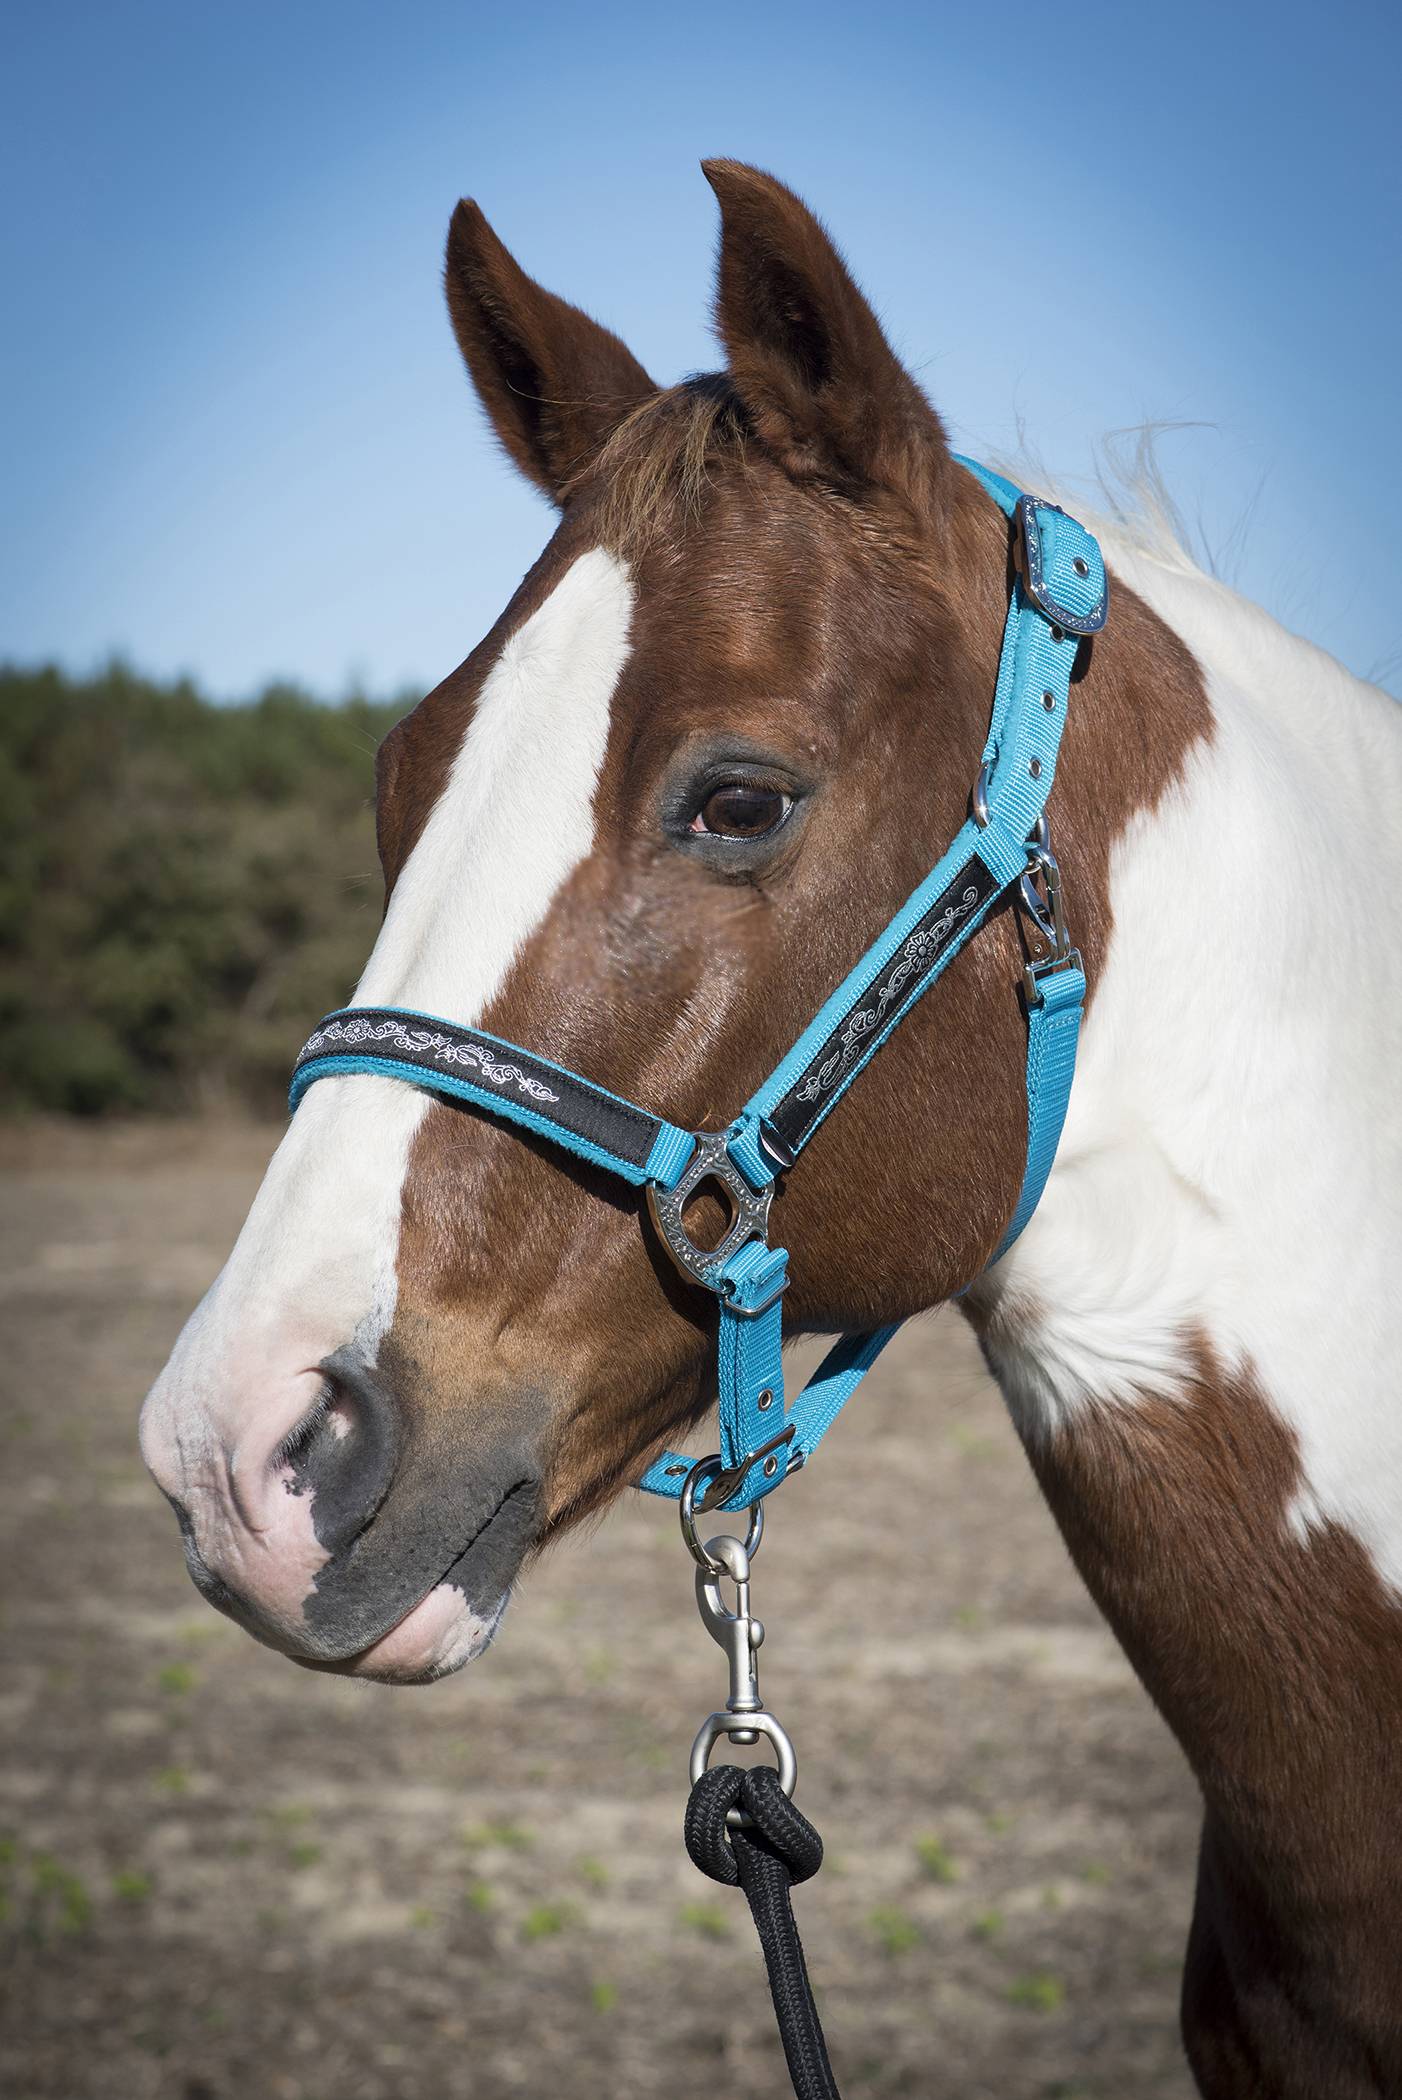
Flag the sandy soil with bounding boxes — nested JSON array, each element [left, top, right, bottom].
[[0, 1120, 1200, 2100]]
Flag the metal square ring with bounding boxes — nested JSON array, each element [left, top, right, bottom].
[[646, 1131, 773, 1293]]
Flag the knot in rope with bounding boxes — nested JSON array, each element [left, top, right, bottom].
[[684, 1763, 824, 1887], [683, 1764, 841, 2100]]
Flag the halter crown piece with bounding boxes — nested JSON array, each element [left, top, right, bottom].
[[291, 461, 1106, 1517]]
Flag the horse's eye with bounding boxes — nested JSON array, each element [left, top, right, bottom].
[[690, 781, 793, 840]]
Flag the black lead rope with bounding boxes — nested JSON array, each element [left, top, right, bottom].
[[684, 1765, 843, 2100]]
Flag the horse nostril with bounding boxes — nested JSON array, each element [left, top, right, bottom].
[[277, 1353, 404, 1557], [272, 1383, 347, 1473]]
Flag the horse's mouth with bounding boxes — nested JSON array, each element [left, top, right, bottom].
[[300, 1477, 538, 1679], [183, 1477, 537, 1681], [297, 1580, 513, 1684], [308, 1479, 536, 1681]]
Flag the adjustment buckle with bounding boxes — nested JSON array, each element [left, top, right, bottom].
[[1019, 840, 1081, 1008], [1023, 947, 1085, 1010], [1014, 494, 1108, 637], [720, 1245, 789, 1319], [681, 1429, 798, 1519]]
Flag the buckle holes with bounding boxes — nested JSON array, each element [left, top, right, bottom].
[[1042, 690, 1055, 711], [1051, 625, 1065, 643], [1072, 556, 1090, 577], [762, 1455, 780, 1478], [1029, 758, 1043, 780], [757, 1389, 774, 1412], [665, 1464, 687, 1477], [680, 1177, 735, 1253]]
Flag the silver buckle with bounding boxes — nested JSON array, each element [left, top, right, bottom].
[[1019, 841, 1080, 1007], [646, 1131, 773, 1294], [679, 1431, 797, 1520], [1013, 493, 1108, 637]]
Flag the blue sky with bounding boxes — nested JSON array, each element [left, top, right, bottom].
[[5, 0, 1399, 698]]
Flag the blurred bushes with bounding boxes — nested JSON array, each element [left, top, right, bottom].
[[0, 662, 414, 1116]]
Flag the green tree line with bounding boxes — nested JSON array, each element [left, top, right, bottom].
[[1, 662, 414, 1116]]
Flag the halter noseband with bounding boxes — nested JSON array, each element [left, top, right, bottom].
[[290, 460, 1106, 1517]]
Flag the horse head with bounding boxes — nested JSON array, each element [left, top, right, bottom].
[[140, 163, 1070, 1680]]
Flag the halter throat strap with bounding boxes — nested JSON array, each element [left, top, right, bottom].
[[289, 460, 1106, 1512]]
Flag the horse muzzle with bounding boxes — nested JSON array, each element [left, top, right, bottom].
[[140, 1345, 544, 1682]]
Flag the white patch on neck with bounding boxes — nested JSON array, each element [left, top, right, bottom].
[[143, 548, 633, 1485], [972, 538, 1402, 1590]]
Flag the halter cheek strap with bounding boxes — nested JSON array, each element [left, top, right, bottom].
[[289, 460, 1105, 1515]]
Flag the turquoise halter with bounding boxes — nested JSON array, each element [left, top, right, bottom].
[[290, 460, 1106, 1516]]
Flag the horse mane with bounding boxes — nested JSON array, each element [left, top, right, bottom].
[[998, 423, 1225, 585], [578, 373, 751, 556], [585, 394, 1226, 610]]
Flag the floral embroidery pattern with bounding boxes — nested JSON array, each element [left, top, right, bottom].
[[297, 1015, 560, 1104], [792, 885, 983, 1106]]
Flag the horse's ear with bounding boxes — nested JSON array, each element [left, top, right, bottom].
[[445, 200, 657, 504], [702, 160, 951, 516]]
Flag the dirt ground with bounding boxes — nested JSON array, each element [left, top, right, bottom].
[[0, 1120, 1201, 2100]]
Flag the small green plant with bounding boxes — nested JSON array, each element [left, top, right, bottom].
[[590, 1979, 618, 2014], [1079, 1859, 1111, 1885], [971, 1908, 1004, 1942], [868, 1905, 920, 1957], [112, 1869, 153, 1904], [1041, 1883, 1064, 1911], [157, 1661, 197, 1696], [575, 1855, 609, 1891], [1007, 1972, 1065, 2012], [409, 1905, 437, 1930], [582, 1646, 615, 1687], [287, 1841, 322, 1870], [152, 1765, 190, 1796], [985, 1809, 1016, 1835], [461, 1819, 533, 1851], [913, 1834, 958, 1883], [679, 1900, 731, 1941], [521, 1901, 577, 1942], [465, 1879, 494, 1914], [31, 1854, 92, 1935]]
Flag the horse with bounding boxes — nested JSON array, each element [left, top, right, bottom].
[[140, 161, 1402, 2096]]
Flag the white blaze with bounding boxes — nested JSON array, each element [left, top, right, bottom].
[[142, 548, 634, 1521], [357, 546, 635, 1017]]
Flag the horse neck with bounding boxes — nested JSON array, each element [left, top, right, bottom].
[[957, 533, 1402, 1730], [958, 539, 1402, 2053], [974, 533, 1402, 1529]]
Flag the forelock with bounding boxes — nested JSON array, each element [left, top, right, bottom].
[[573, 374, 751, 559]]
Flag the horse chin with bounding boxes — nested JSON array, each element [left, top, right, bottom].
[[298, 1582, 511, 1686]]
